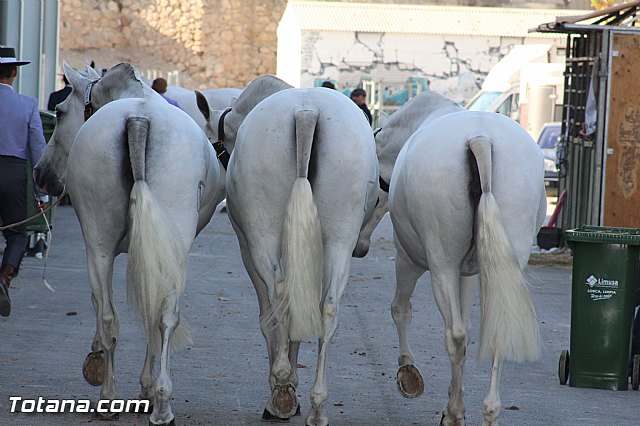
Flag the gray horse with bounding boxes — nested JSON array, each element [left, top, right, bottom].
[[34, 62, 224, 425], [196, 75, 379, 426], [357, 91, 546, 425]]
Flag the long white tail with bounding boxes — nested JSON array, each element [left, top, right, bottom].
[[125, 117, 191, 355], [278, 109, 324, 342], [469, 136, 540, 363]]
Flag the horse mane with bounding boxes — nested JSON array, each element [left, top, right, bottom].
[[233, 75, 292, 116], [100, 62, 142, 98], [390, 91, 462, 124]]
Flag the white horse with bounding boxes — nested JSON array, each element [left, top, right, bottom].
[[34, 62, 224, 425], [164, 84, 242, 129], [357, 91, 546, 425], [196, 75, 379, 426]]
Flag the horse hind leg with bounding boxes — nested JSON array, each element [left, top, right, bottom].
[[392, 252, 425, 399], [482, 355, 503, 426], [306, 247, 351, 426], [266, 279, 300, 421], [149, 293, 179, 426], [138, 344, 156, 411], [430, 268, 467, 426], [86, 250, 121, 420], [82, 294, 105, 387]]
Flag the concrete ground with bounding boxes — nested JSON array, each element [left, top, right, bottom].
[[0, 203, 637, 425]]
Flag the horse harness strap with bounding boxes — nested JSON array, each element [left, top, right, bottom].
[[379, 176, 390, 193], [372, 128, 390, 193], [212, 107, 232, 170], [84, 79, 99, 121]]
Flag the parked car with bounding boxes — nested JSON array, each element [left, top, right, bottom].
[[537, 122, 561, 184]]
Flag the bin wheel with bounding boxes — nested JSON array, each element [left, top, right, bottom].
[[558, 350, 570, 385], [632, 355, 640, 391]]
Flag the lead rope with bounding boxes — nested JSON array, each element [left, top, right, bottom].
[[0, 191, 67, 292], [39, 206, 55, 292]]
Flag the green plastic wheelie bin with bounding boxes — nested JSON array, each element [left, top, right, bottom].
[[560, 226, 640, 390]]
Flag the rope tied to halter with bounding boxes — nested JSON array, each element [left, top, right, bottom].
[[84, 79, 100, 121], [0, 192, 65, 231], [211, 107, 232, 170]]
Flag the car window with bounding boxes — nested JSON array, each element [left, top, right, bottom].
[[539, 126, 561, 149], [467, 91, 501, 111]]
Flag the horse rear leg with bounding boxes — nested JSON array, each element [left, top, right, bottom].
[[392, 252, 425, 398], [306, 247, 352, 426], [482, 355, 503, 426], [139, 344, 156, 406], [232, 229, 300, 420], [149, 292, 179, 425], [85, 250, 120, 418], [431, 267, 468, 426]]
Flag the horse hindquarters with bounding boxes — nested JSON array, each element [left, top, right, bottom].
[[125, 117, 190, 425]]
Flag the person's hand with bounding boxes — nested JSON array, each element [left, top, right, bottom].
[[34, 199, 48, 211], [34, 194, 49, 211]]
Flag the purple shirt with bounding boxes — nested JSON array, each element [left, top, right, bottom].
[[160, 93, 182, 109], [0, 83, 46, 163]]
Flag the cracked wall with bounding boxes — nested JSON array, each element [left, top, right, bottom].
[[291, 30, 566, 103]]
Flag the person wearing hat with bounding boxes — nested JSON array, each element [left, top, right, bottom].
[[350, 87, 372, 126], [151, 77, 182, 109], [47, 74, 72, 111], [0, 46, 49, 317]]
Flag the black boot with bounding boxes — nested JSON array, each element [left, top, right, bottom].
[[0, 264, 17, 317]]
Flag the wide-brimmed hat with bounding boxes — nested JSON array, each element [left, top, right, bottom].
[[0, 47, 30, 66]]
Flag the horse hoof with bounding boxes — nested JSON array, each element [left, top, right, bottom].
[[82, 350, 104, 386], [440, 411, 466, 426], [267, 383, 298, 420], [261, 408, 290, 422], [396, 364, 424, 398]]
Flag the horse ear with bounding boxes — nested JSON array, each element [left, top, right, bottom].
[[63, 61, 86, 91], [132, 68, 144, 83], [195, 90, 210, 121], [85, 65, 101, 80], [379, 111, 390, 127]]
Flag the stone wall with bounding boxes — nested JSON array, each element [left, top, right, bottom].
[[60, 0, 287, 89], [59, 0, 590, 90]]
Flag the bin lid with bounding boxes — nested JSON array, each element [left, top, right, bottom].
[[565, 225, 640, 244]]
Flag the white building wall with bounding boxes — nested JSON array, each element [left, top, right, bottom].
[[287, 29, 566, 103], [276, 5, 303, 88]]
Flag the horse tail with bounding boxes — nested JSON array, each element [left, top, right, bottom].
[[278, 109, 324, 342], [126, 116, 191, 355], [468, 136, 540, 363]]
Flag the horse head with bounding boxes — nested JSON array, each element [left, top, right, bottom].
[[34, 62, 93, 196], [34, 62, 150, 196]]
